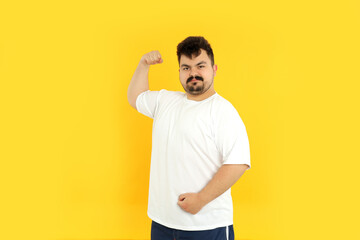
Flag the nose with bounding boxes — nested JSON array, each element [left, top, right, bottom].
[[189, 68, 198, 78]]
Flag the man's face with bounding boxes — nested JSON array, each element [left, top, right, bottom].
[[179, 48, 217, 96]]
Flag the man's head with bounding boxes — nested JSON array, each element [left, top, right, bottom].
[[177, 36, 217, 99]]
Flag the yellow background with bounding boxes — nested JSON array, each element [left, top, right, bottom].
[[0, 0, 359, 239]]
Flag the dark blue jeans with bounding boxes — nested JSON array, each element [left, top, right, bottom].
[[151, 220, 235, 240]]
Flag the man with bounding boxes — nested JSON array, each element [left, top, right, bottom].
[[127, 36, 251, 240]]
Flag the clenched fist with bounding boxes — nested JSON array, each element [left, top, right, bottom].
[[177, 192, 206, 215], [141, 50, 163, 65]]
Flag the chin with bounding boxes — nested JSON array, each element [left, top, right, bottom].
[[187, 88, 204, 95]]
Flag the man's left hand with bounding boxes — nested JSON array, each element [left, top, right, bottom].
[[177, 192, 206, 215]]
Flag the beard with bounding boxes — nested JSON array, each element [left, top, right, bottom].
[[182, 77, 213, 96], [186, 81, 205, 95]]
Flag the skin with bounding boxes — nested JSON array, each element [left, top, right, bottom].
[[178, 48, 218, 101], [177, 48, 249, 214], [177, 164, 249, 215]]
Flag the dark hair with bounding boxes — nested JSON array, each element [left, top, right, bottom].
[[177, 36, 214, 67]]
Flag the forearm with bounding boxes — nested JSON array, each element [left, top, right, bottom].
[[198, 164, 249, 205], [127, 60, 150, 105]]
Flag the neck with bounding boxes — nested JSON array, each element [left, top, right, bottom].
[[186, 88, 216, 101]]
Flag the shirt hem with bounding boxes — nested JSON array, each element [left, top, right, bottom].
[[148, 211, 233, 231]]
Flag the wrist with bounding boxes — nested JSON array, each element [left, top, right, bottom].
[[139, 58, 150, 68], [198, 191, 210, 206]]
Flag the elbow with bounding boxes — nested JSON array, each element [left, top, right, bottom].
[[127, 90, 137, 110], [127, 88, 148, 110]]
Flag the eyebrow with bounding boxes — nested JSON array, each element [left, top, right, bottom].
[[180, 61, 207, 68]]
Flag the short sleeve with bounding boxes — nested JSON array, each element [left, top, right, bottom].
[[135, 90, 162, 119], [214, 104, 251, 170]]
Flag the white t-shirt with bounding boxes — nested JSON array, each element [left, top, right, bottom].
[[136, 89, 251, 231]]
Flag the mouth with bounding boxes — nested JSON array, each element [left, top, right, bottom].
[[188, 78, 202, 83]]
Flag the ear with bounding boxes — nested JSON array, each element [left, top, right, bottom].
[[214, 64, 217, 76]]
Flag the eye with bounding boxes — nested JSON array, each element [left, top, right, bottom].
[[183, 67, 188, 70], [199, 65, 204, 68]]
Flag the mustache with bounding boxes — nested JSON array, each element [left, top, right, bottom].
[[187, 76, 203, 83]]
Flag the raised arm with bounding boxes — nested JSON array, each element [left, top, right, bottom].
[[127, 50, 163, 110]]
